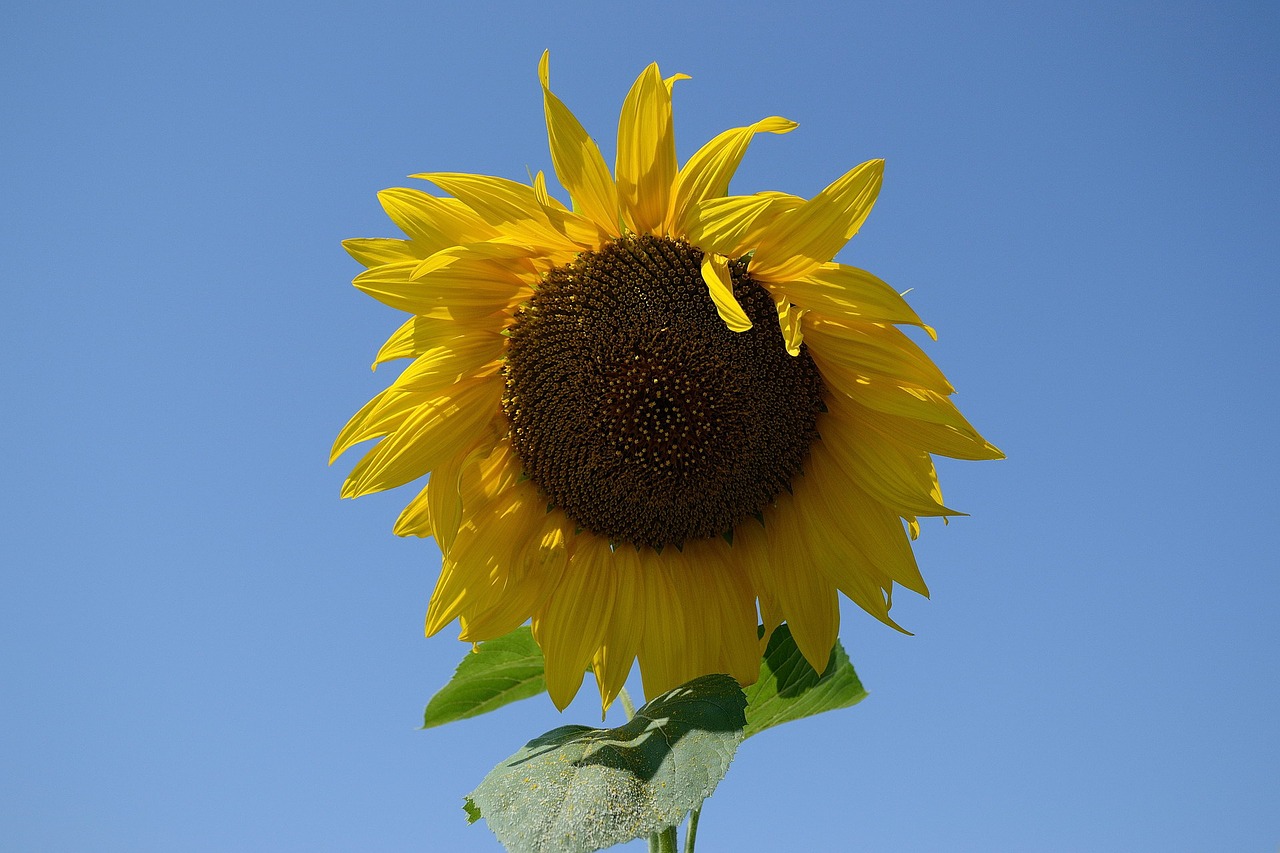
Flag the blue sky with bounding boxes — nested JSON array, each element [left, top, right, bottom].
[[3, 2, 1277, 851]]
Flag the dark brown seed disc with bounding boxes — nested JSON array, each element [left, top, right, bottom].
[[502, 235, 824, 550]]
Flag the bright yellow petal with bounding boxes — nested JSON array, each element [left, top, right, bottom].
[[669, 116, 797, 235], [682, 192, 803, 258], [425, 450, 544, 635], [404, 434, 496, 548], [699, 253, 753, 332], [775, 297, 806, 356], [377, 187, 496, 249], [342, 237, 417, 269], [833, 373, 987, 437], [370, 318, 418, 370], [353, 258, 529, 319], [634, 554, 692, 701], [534, 536, 618, 710], [414, 172, 580, 254], [855, 405, 1005, 461], [818, 398, 956, 519], [538, 51, 620, 237], [382, 334, 503, 398], [591, 546, 644, 710], [684, 540, 760, 687], [392, 483, 434, 539], [737, 497, 840, 674], [371, 315, 498, 370], [340, 376, 502, 498], [803, 440, 930, 602], [331, 387, 427, 464], [776, 262, 934, 337], [750, 159, 884, 282], [788, 480, 897, 627], [804, 315, 954, 393], [616, 62, 679, 235], [411, 242, 540, 279]]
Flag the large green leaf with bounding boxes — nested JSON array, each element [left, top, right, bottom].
[[742, 623, 868, 738], [422, 627, 546, 729], [466, 674, 746, 853]]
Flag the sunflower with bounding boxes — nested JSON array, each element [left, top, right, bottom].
[[333, 53, 1001, 711]]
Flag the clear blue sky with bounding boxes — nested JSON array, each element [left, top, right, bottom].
[[3, 2, 1276, 850]]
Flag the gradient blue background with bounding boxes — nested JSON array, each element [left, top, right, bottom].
[[4, 2, 1277, 850]]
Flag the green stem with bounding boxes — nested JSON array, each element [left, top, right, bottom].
[[619, 685, 637, 720], [683, 807, 701, 853], [652, 825, 677, 853]]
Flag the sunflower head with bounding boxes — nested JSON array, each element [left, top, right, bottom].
[[334, 52, 1002, 711]]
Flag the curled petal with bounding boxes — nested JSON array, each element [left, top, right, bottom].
[[700, 253, 753, 332]]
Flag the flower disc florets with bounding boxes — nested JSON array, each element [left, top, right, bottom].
[[503, 235, 825, 550]]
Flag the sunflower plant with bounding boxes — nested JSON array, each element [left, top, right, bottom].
[[334, 52, 999, 852]]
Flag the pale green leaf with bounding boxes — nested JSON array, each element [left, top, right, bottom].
[[466, 674, 746, 853]]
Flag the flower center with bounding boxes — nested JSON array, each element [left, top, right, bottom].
[[502, 235, 824, 549]]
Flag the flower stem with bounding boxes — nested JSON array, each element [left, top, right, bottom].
[[653, 825, 677, 853], [619, 686, 637, 720], [683, 807, 701, 853]]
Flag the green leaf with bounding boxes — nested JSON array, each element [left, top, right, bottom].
[[466, 674, 746, 853], [422, 627, 547, 729], [742, 623, 868, 738]]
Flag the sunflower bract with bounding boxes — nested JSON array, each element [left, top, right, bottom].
[[334, 51, 1002, 711]]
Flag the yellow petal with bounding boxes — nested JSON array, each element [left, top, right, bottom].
[[425, 453, 545, 635], [682, 539, 760, 687], [377, 187, 496, 249], [663, 72, 691, 96], [392, 483, 434, 539], [787, 481, 896, 626], [342, 237, 417, 269], [383, 334, 503, 398], [750, 159, 884, 282], [340, 376, 502, 498], [804, 315, 954, 393], [423, 556, 472, 637], [774, 297, 806, 356], [804, 440, 930, 601], [670, 116, 797, 235], [591, 546, 644, 711], [371, 315, 501, 370], [353, 258, 529, 320], [834, 373, 987, 437], [855, 405, 1005, 461], [538, 51, 620, 237], [401, 440, 500, 554], [819, 396, 957, 518], [779, 262, 933, 337], [740, 499, 841, 675], [411, 242, 540, 279], [371, 318, 417, 370], [699, 253, 753, 332], [616, 62, 679, 235], [414, 172, 579, 253], [331, 387, 426, 464], [683, 192, 803, 259], [534, 536, 618, 710], [634, 555, 693, 700]]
